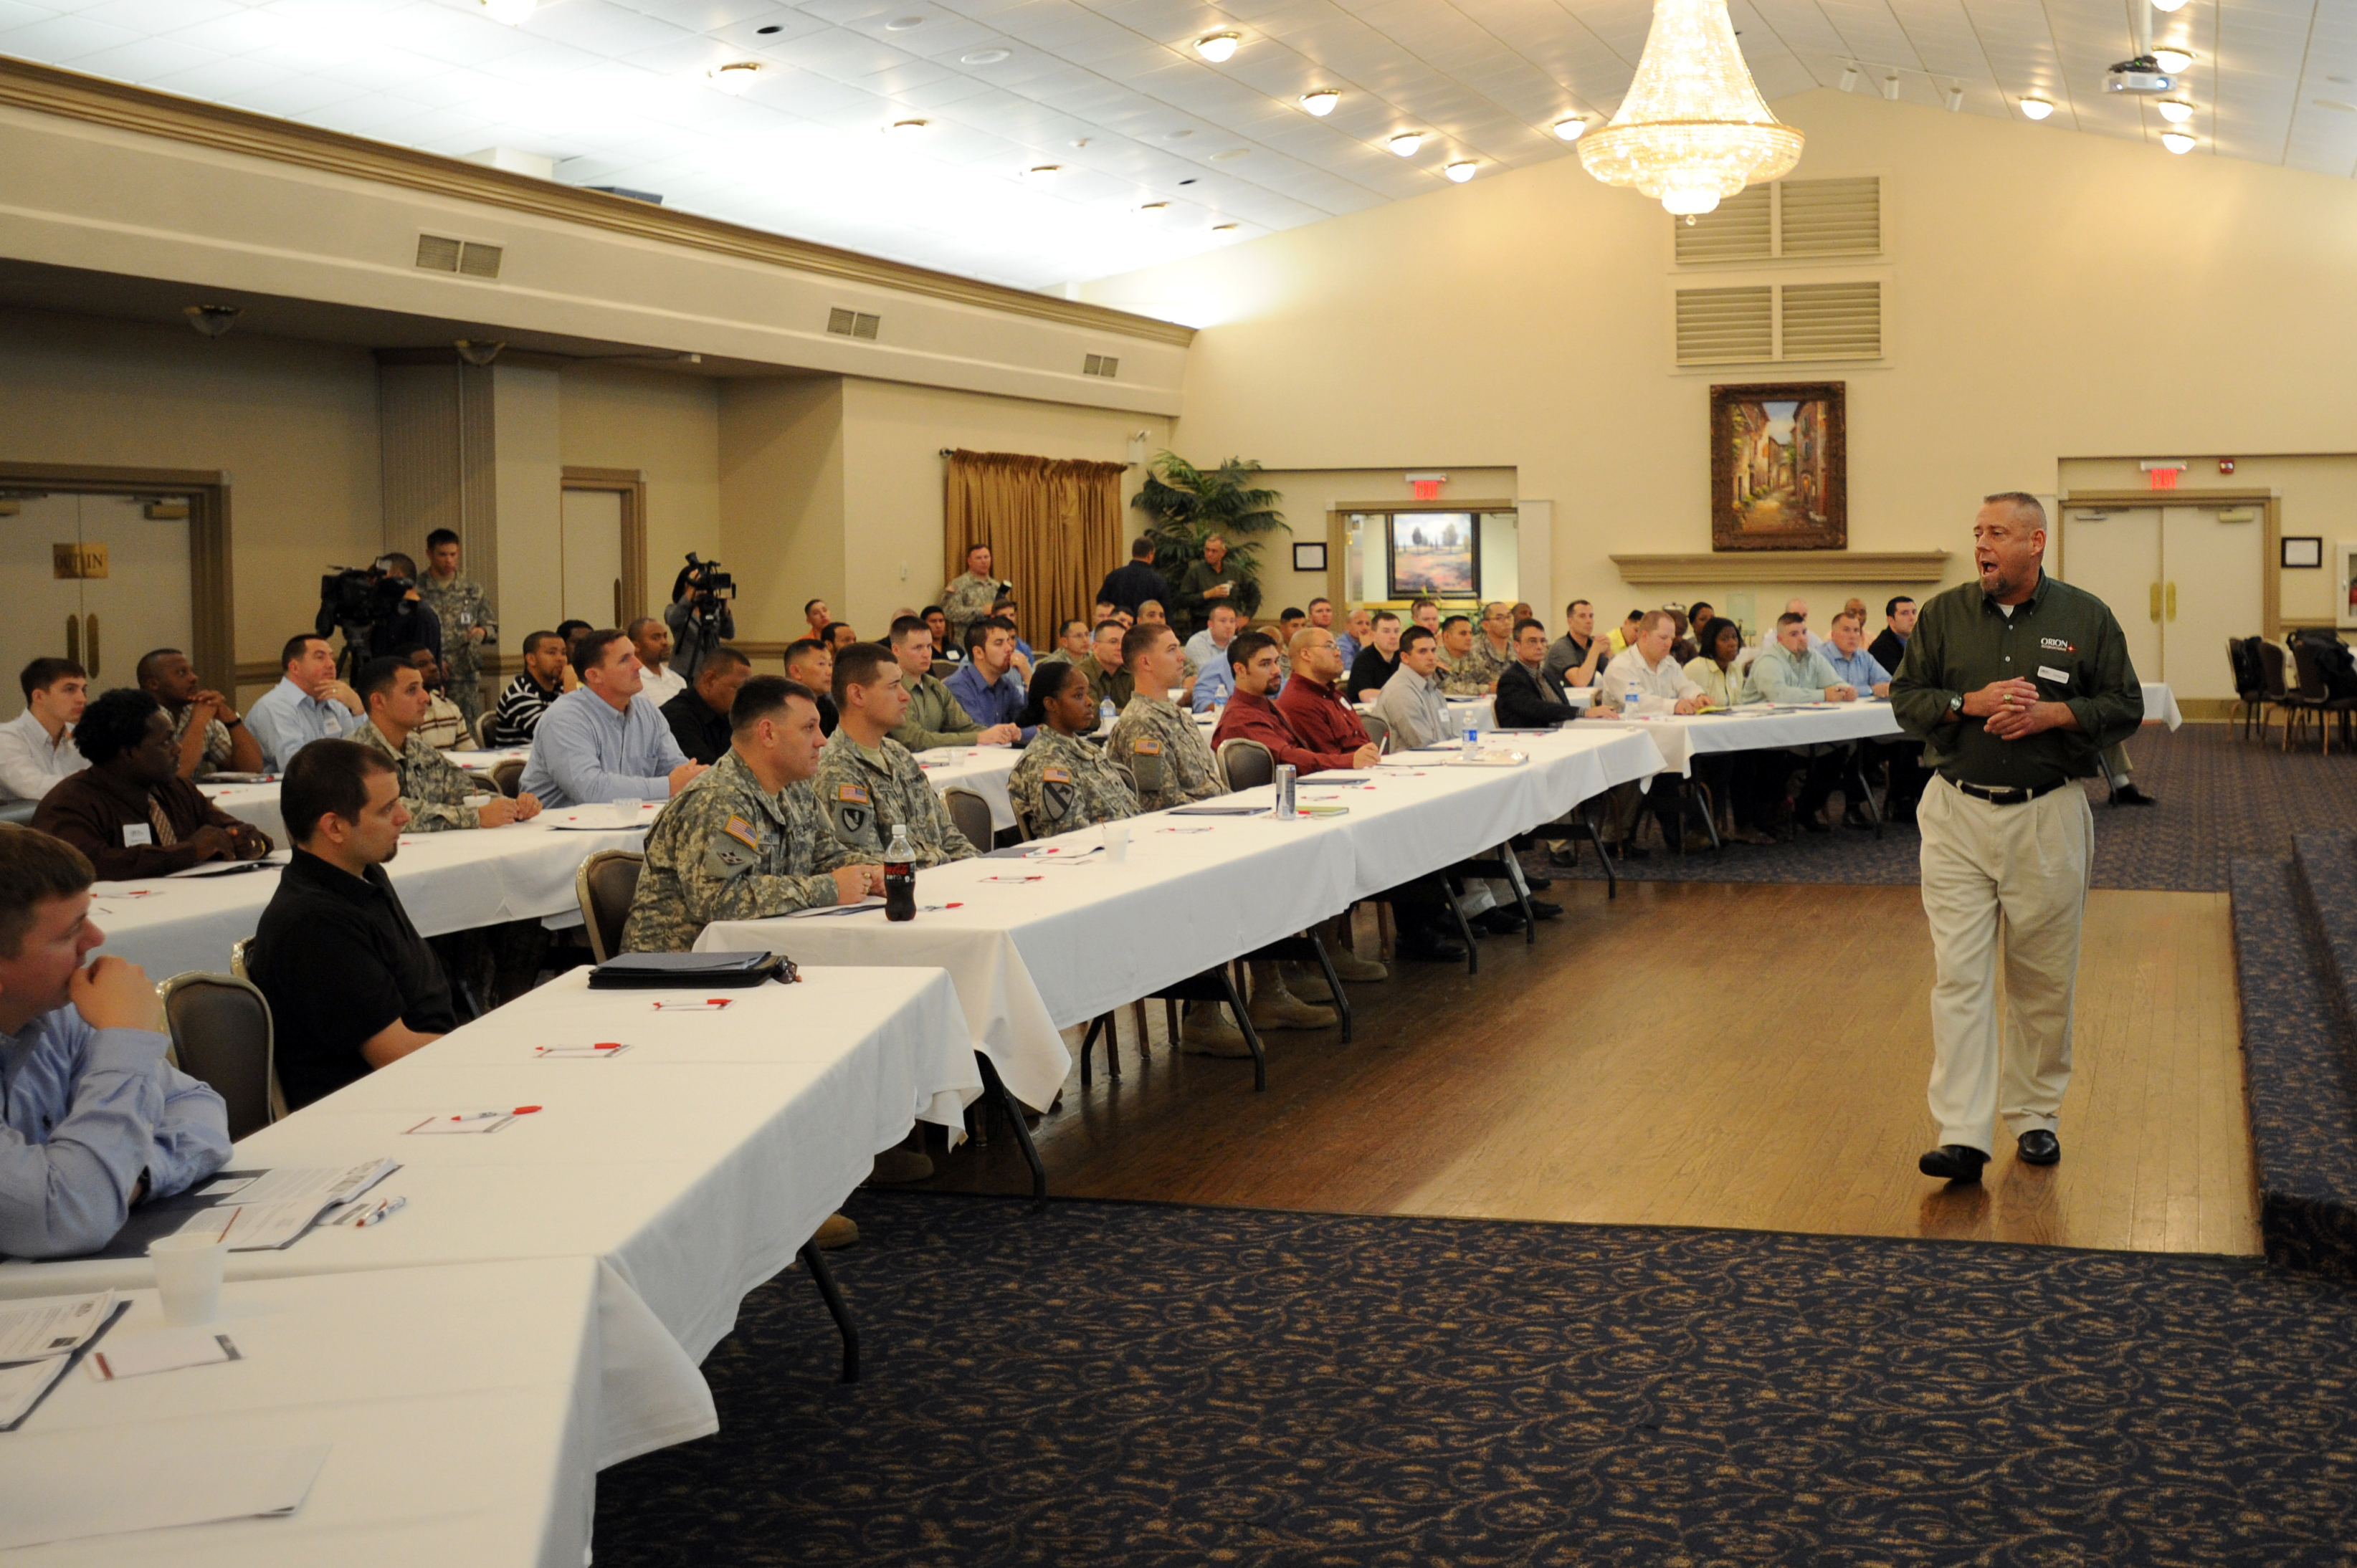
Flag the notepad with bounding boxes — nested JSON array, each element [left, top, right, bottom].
[[1167, 806, 1264, 816], [0, 1291, 119, 1362], [0, 1438, 330, 1549], [87, 1328, 241, 1382]]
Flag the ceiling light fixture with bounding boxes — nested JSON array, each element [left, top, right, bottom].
[[1387, 132, 1424, 156], [888, 118, 929, 135], [1838, 62, 1859, 92], [2152, 47, 2194, 74], [1946, 84, 1965, 112], [885, 15, 927, 29], [1212, 224, 1242, 239], [708, 62, 761, 95], [1445, 161, 1478, 181], [1136, 201, 1170, 214], [2156, 99, 2194, 123], [481, 0, 535, 24], [1194, 32, 1240, 63], [2161, 128, 2197, 153], [1024, 164, 1064, 178], [1553, 116, 1589, 140], [1577, 0, 1803, 218], [1300, 89, 1340, 116], [182, 305, 242, 339], [961, 47, 1011, 64], [1880, 74, 1902, 100], [2150, 0, 2189, 11], [2020, 95, 2054, 120]]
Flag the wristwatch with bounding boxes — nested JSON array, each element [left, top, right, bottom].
[[1948, 694, 1964, 717], [223, 714, 243, 727]]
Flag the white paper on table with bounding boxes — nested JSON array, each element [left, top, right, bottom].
[[175, 1160, 398, 1250], [87, 1327, 241, 1381], [0, 1354, 71, 1427], [0, 1438, 330, 1549], [548, 805, 656, 831], [405, 1112, 517, 1135], [0, 1290, 117, 1362]]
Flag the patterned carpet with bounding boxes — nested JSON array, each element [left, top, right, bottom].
[[1534, 722, 2357, 894], [595, 1192, 2357, 1567]]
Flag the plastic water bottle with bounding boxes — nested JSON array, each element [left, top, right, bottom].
[[883, 823, 917, 922], [1099, 697, 1117, 727], [1275, 764, 1297, 820]]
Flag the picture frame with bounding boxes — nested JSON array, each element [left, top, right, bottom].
[[2282, 535, 2324, 569], [1710, 381, 1847, 551], [1292, 541, 1328, 573], [1386, 512, 1480, 598]]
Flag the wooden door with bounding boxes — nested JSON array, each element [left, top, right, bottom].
[[0, 492, 88, 705], [2160, 505, 2262, 700], [75, 492, 194, 689], [559, 488, 625, 628], [2057, 507, 2161, 684]]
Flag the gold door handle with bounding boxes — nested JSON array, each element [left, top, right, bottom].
[[85, 613, 98, 679], [2165, 582, 2177, 622], [63, 615, 78, 666], [2148, 583, 2163, 622]]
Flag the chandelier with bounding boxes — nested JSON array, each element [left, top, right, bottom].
[[1577, 0, 1802, 218]]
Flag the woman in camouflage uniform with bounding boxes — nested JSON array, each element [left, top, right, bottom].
[[1006, 661, 1136, 838]]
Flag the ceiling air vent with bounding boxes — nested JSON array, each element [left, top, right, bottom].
[[1779, 177, 1880, 257], [1780, 282, 1881, 360], [827, 307, 881, 340], [416, 234, 503, 279], [1673, 186, 1771, 264], [1082, 354, 1120, 378], [1675, 286, 1773, 365]]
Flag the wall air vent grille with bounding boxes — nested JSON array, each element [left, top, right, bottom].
[[829, 308, 881, 339], [1779, 281, 1882, 360], [1779, 177, 1880, 257], [1672, 186, 1771, 264], [457, 242, 503, 279], [1083, 354, 1120, 378], [414, 234, 462, 272], [1674, 286, 1773, 365]]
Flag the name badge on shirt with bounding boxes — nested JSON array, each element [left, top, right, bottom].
[[2037, 665, 2070, 686], [121, 823, 153, 847]]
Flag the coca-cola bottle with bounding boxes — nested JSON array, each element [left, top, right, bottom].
[[883, 823, 917, 922]]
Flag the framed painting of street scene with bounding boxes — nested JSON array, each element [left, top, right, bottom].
[[1710, 382, 1847, 550]]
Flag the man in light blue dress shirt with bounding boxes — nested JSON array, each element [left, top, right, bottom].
[[1821, 610, 1894, 697], [943, 619, 1036, 742], [518, 629, 705, 809], [1191, 650, 1237, 713], [244, 633, 363, 772], [1182, 603, 1241, 682], [1753, 612, 1865, 833], [0, 828, 229, 1259]]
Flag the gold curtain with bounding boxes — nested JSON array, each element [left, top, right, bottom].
[[943, 449, 1128, 652]]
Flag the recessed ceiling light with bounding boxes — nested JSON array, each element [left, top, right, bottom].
[[1136, 201, 1170, 214], [2019, 96, 2055, 120], [1194, 32, 1240, 63], [1300, 90, 1340, 117], [708, 62, 761, 95], [885, 15, 927, 29], [1024, 164, 1064, 178], [2313, 99, 2357, 113], [2151, 0, 2188, 11], [2158, 99, 2195, 123], [482, 0, 534, 23], [2152, 47, 2194, 73], [1212, 224, 1241, 239], [1177, 177, 1197, 186], [961, 47, 1011, 65], [1444, 161, 1477, 182], [1209, 148, 1251, 162], [2331, 75, 2355, 86], [2161, 128, 2197, 153], [756, 24, 781, 34], [888, 119, 929, 135], [1164, 129, 1194, 140], [1552, 116, 1588, 141], [1387, 132, 1424, 156]]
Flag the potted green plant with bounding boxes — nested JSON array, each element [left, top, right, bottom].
[[1132, 454, 1288, 621]]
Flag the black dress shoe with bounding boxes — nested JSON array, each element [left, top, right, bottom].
[[1398, 929, 1469, 963], [1547, 845, 1579, 867], [1525, 898, 1564, 919], [1477, 908, 1526, 936], [1918, 1144, 1989, 1182], [1521, 872, 1554, 891], [2110, 783, 2158, 806], [2017, 1129, 2061, 1165], [1607, 841, 1652, 861]]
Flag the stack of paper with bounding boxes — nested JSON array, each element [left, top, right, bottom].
[[0, 1291, 124, 1430], [173, 1160, 399, 1251]]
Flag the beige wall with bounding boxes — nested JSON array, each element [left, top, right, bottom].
[[720, 377, 847, 646], [1084, 87, 2357, 640], [558, 363, 722, 630], [0, 305, 381, 701]]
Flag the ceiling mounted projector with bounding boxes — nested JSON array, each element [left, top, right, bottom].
[[2106, 56, 2174, 94]]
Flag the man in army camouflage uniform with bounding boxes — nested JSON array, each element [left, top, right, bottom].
[[621, 674, 882, 952], [940, 542, 1004, 649], [1007, 661, 1137, 836], [1436, 614, 1494, 697], [1463, 603, 1516, 691], [420, 529, 496, 731], [811, 641, 981, 868], [351, 654, 540, 831], [1106, 623, 1227, 812]]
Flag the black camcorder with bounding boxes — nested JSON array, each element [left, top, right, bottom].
[[320, 565, 413, 627], [681, 552, 734, 604]]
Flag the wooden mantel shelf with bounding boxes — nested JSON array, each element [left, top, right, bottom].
[[1611, 551, 1952, 585]]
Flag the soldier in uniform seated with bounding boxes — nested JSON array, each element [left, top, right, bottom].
[[1007, 661, 1137, 837], [810, 643, 981, 870], [1105, 623, 1227, 813]]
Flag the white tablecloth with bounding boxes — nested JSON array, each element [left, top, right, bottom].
[[697, 725, 1668, 1109], [2143, 681, 2182, 730], [85, 809, 659, 982], [0, 965, 981, 1468], [0, 1258, 604, 1568], [912, 744, 1019, 831], [197, 780, 287, 846]]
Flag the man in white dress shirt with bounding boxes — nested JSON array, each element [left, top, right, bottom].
[[0, 659, 88, 803], [1601, 611, 1706, 715], [629, 616, 689, 708]]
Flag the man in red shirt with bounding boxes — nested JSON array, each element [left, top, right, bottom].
[[1215, 633, 1379, 775], [1275, 624, 1379, 760]]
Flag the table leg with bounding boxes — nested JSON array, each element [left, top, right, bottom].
[[798, 1239, 859, 1383], [976, 1051, 1048, 1210]]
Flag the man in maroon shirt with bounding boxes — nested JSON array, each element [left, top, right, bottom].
[[1275, 624, 1381, 760], [1215, 633, 1379, 775]]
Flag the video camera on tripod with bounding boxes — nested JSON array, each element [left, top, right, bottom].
[[317, 560, 418, 676], [676, 552, 734, 625]]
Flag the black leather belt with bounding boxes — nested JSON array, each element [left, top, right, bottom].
[[1944, 775, 2066, 806]]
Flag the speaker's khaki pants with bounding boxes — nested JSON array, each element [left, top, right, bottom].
[[1918, 773, 2095, 1153]]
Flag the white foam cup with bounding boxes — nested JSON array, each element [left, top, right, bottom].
[[148, 1232, 229, 1326]]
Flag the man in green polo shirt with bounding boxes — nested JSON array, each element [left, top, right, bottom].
[[1891, 492, 2142, 1185], [1173, 534, 1246, 636]]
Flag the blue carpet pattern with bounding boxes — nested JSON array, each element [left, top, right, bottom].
[[595, 1192, 2357, 1567], [1534, 723, 2357, 893]]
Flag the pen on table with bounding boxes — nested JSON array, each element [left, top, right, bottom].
[[351, 1195, 407, 1228]]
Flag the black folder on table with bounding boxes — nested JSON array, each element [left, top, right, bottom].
[[588, 951, 794, 989]]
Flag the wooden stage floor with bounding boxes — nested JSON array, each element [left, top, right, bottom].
[[929, 881, 2260, 1258]]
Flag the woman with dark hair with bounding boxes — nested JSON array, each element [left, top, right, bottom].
[[1005, 661, 1136, 839], [1681, 618, 1776, 844]]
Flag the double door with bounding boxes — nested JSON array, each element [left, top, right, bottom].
[[0, 491, 194, 697], [2056, 505, 2260, 702]]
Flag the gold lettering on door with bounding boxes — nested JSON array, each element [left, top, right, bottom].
[[50, 543, 108, 579]]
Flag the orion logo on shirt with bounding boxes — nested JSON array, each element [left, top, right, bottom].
[[2040, 637, 2075, 654]]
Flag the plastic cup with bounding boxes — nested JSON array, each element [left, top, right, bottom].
[[610, 797, 642, 821], [1102, 821, 1130, 863], [148, 1232, 229, 1327]]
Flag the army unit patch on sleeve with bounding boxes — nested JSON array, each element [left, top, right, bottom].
[[723, 815, 760, 850], [1042, 765, 1075, 821], [831, 783, 876, 845], [705, 832, 758, 880]]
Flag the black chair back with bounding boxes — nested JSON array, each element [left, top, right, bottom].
[[943, 788, 994, 851], [1217, 738, 1277, 792], [161, 973, 277, 1140], [576, 850, 644, 963]]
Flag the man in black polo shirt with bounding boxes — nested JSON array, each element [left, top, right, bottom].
[[661, 646, 751, 766], [250, 738, 456, 1110]]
